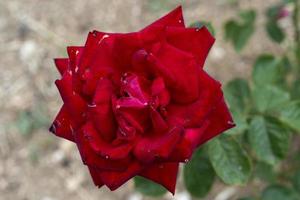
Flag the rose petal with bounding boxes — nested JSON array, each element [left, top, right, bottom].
[[148, 42, 200, 103], [114, 97, 149, 133], [166, 27, 215, 68], [198, 98, 235, 145], [55, 71, 86, 126], [139, 162, 179, 194], [133, 126, 183, 163], [90, 78, 117, 141], [167, 70, 222, 128], [141, 6, 185, 30], [99, 161, 142, 191], [151, 77, 170, 106], [167, 123, 209, 162], [82, 122, 133, 160], [150, 107, 169, 133], [88, 166, 104, 188], [54, 58, 69, 76], [49, 105, 74, 142], [66, 46, 83, 73], [75, 128, 131, 171]]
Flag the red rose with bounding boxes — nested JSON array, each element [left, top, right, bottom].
[[50, 6, 234, 194]]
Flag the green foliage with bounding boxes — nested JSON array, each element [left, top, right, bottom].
[[252, 54, 286, 87], [224, 10, 256, 52], [208, 135, 251, 185], [183, 148, 215, 198], [265, 5, 286, 43], [261, 185, 300, 200], [248, 116, 291, 165], [134, 176, 167, 197]]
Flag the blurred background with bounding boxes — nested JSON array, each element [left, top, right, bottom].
[[0, 0, 296, 200]]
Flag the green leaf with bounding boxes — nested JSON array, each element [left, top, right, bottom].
[[134, 176, 167, 197], [248, 116, 291, 165], [184, 148, 215, 198], [292, 79, 300, 99], [253, 85, 290, 113], [238, 197, 256, 200], [266, 21, 285, 43], [293, 170, 300, 193], [224, 10, 256, 52], [208, 135, 251, 185], [189, 21, 216, 36], [278, 101, 300, 132], [261, 185, 300, 200], [254, 161, 276, 183], [224, 78, 251, 113], [252, 54, 285, 87]]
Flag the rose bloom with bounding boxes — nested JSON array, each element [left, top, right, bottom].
[[50, 6, 234, 194]]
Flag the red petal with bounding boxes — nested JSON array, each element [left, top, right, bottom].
[[88, 166, 104, 187], [167, 124, 209, 162], [49, 105, 74, 142], [55, 71, 86, 126], [167, 70, 222, 128], [151, 77, 170, 106], [75, 128, 131, 171], [148, 42, 200, 103], [141, 6, 185, 30], [67, 46, 83, 73], [166, 27, 215, 68], [99, 161, 142, 190], [139, 162, 179, 194], [90, 78, 117, 141], [113, 97, 149, 133], [150, 107, 169, 133], [54, 58, 69, 75], [133, 126, 183, 163], [82, 122, 133, 160], [198, 98, 235, 145]]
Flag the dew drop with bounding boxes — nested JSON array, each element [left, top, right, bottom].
[[75, 66, 79, 73], [75, 50, 79, 55], [143, 102, 148, 106], [88, 103, 97, 108], [116, 105, 121, 109], [178, 19, 182, 23], [105, 155, 109, 159], [196, 28, 200, 32], [184, 159, 189, 163]]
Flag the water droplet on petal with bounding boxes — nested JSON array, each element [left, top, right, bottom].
[[75, 50, 79, 55], [105, 155, 109, 159], [88, 103, 97, 108], [196, 28, 200, 32], [116, 105, 121, 109], [178, 19, 182, 23], [184, 159, 189, 163]]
